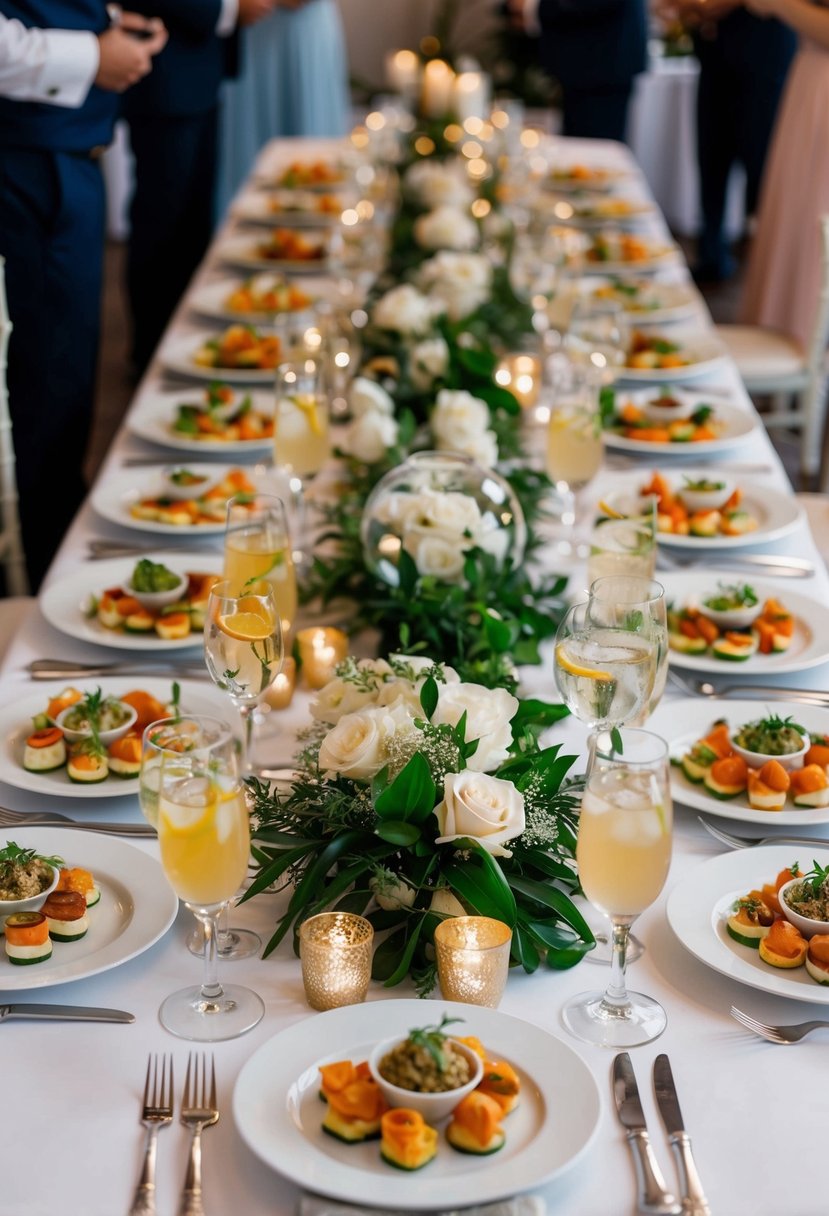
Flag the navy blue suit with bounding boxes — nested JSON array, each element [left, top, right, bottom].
[[536, 0, 647, 142], [693, 10, 795, 279], [0, 0, 117, 588], [122, 0, 230, 375]]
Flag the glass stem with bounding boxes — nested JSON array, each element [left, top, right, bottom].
[[603, 918, 632, 1012], [239, 704, 254, 772], [200, 909, 224, 1000], [289, 474, 305, 562]]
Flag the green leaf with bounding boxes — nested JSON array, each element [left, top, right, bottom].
[[484, 611, 514, 653], [334, 890, 372, 915], [511, 699, 571, 730], [383, 914, 427, 987], [508, 876, 595, 943], [545, 943, 595, 969], [420, 675, 439, 720], [375, 820, 422, 847], [262, 830, 366, 957], [512, 923, 540, 972], [239, 844, 309, 903], [442, 848, 517, 927], [374, 752, 437, 824], [371, 928, 407, 981]]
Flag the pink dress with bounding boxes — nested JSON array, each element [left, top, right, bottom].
[[740, 38, 829, 350]]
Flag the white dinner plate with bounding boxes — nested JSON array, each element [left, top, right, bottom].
[[650, 697, 829, 826], [603, 390, 758, 455], [0, 677, 226, 799], [584, 278, 699, 326], [232, 998, 601, 1211], [545, 168, 629, 194], [659, 572, 829, 676], [159, 332, 280, 385], [40, 552, 219, 651], [617, 337, 729, 384], [580, 243, 682, 277], [601, 471, 803, 550], [127, 386, 275, 455], [215, 233, 330, 275], [187, 278, 323, 329], [0, 827, 178, 991], [666, 844, 829, 1005], [91, 463, 259, 536], [233, 191, 344, 227], [538, 195, 656, 229]]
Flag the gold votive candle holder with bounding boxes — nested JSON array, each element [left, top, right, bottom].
[[295, 626, 349, 689], [434, 916, 512, 1008], [263, 656, 297, 709], [299, 912, 374, 1011]]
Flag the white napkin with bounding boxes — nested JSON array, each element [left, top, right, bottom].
[[299, 1196, 546, 1216]]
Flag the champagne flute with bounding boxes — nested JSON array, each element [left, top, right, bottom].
[[546, 371, 604, 529], [562, 729, 673, 1047], [203, 580, 283, 771], [274, 355, 331, 560], [152, 716, 265, 1041], [224, 493, 297, 643]]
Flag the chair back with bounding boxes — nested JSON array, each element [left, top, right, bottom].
[[0, 257, 29, 595]]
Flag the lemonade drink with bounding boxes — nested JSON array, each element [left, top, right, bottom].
[[223, 528, 297, 635], [158, 776, 250, 907], [576, 767, 672, 917], [274, 393, 330, 476], [547, 403, 603, 489]]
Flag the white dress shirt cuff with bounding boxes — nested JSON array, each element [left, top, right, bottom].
[[33, 28, 100, 106], [217, 0, 239, 37], [523, 0, 541, 37]]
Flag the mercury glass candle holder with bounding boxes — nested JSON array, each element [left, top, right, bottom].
[[299, 912, 374, 1011], [434, 916, 513, 1008]]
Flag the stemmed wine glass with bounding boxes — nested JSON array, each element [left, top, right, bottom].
[[203, 580, 284, 772], [546, 368, 604, 530], [224, 493, 297, 644], [561, 729, 673, 1047], [273, 354, 331, 561], [144, 715, 265, 1041], [586, 576, 669, 723]]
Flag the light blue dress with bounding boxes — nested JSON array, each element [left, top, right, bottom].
[[217, 0, 350, 214]]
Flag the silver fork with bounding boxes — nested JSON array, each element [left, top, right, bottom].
[[667, 668, 829, 705], [130, 1054, 174, 1216], [0, 805, 156, 837], [697, 816, 829, 851], [730, 1005, 829, 1044], [178, 1053, 219, 1216]]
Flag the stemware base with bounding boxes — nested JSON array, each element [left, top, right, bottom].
[[186, 925, 262, 961], [561, 988, 667, 1048], [159, 983, 265, 1042]]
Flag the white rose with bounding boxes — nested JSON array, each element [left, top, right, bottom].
[[413, 206, 479, 252], [434, 771, 525, 857], [349, 376, 394, 418], [389, 655, 461, 684], [436, 428, 498, 468], [372, 284, 443, 336], [431, 388, 490, 443], [404, 160, 474, 210], [418, 252, 492, 321], [317, 703, 415, 780], [409, 337, 449, 391], [338, 411, 398, 464], [476, 515, 510, 563], [403, 533, 466, 581], [310, 659, 393, 725], [370, 873, 416, 911], [397, 487, 483, 542], [434, 683, 518, 772]]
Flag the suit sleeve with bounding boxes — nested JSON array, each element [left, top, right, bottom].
[[538, 0, 625, 26], [0, 14, 98, 105], [127, 0, 222, 42]]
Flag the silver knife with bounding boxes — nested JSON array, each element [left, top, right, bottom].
[[27, 659, 208, 680], [0, 1004, 134, 1023], [653, 1054, 711, 1216], [613, 1053, 682, 1216]]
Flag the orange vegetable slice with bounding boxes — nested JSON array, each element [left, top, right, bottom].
[[757, 759, 791, 793]]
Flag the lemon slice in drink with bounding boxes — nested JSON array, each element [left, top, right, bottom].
[[291, 393, 324, 437], [597, 498, 627, 520], [218, 597, 275, 642], [555, 643, 613, 682]]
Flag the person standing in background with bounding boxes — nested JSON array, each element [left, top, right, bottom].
[[672, 0, 795, 282], [509, 0, 647, 143], [0, 4, 166, 589], [217, 0, 349, 213], [122, 0, 273, 379]]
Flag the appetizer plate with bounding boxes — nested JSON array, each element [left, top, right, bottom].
[[603, 392, 759, 456], [545, 167, 630, 193], [90, 463, 258, 536], [159, 332, 279, 385], [233, 998, 601, 1211], [539, 197, 656, 229], [215, 233, 330, 276], [0, 827, 178, 991], [601, 472, 803, 550], [659, 572, 829, 675], [617, 337, 729, 384], [585, 278, 699, 326], [0, 677, 227, 799], [127, 386, 275, 455], [667, 844, 829, 1005], [40, 552, 218, 651], [187, 277, 323, 329], [579, 245, 682, 277], [232, 191, 344, 227], [650, 697, 829, 827]]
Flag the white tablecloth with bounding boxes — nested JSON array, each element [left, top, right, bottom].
[[1, 137, 826, 1216]]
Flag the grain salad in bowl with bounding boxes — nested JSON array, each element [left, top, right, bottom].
[[368, 1015, 483, 1122], [0, 841, 62, 921]]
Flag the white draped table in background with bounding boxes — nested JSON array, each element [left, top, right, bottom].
[[0, 137, 826, 1216]]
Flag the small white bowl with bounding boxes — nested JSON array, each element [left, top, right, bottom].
[[368, 1035, 483, 1122], [640, 391, 696, 424], [55, 698, 138, 746], [123, 568, 189, 611], [0, 859, 60, 926], [778, 877, 829, 938], [159, 465, 223, 501], [675, 475, 735, 513], [730, 732, 809, 772], [697, 597, 762, 631]]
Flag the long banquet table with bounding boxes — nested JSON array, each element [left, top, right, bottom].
[[2, 136, 827, 1216]]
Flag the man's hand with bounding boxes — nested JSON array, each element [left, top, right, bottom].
[[237, 0, 275, 26], [95, 14, 167, 91]]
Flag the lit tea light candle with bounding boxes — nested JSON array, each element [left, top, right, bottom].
[[495, 352, 541, 409], [385, 48, 420, 97], [263, 656, 296, 709], [299, 912, 374, 1011], [295, 626, 349, 689], [434, 916, 512, 1007], [421, 58, 455, 118]]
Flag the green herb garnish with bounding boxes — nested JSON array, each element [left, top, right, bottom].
[[0, 841, 64, 880], [408, 1014, 465, 1073]]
